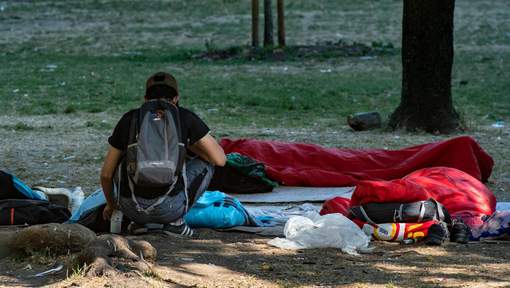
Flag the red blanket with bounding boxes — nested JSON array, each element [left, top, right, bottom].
[[220, 136, 493, 186]]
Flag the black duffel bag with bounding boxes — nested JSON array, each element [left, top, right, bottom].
[[0, 199, 70, 225], [350, 198, 451, 224]]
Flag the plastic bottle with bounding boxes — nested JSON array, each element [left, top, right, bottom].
[[110, 209, 123, 234]]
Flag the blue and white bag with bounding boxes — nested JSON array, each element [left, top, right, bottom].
[[184, 191, 262, 228]]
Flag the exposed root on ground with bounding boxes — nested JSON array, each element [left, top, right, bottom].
[[76, 234, 157, 276], [3, 224, 158, 277], [10, 223, 96, 255]]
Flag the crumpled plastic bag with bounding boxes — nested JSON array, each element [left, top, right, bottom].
[[268, 212, 371, 255]]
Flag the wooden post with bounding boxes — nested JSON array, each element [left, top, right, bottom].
[[277, 0, 285, 47], [251, 0, 259, 48], [263, 0, 274, 47]]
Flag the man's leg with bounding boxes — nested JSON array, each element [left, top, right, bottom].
[[161, 158, 214, 237], [185, 157, 215, 207]]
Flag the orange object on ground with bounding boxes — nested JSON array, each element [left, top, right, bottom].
[[353, 219, 436, 242]]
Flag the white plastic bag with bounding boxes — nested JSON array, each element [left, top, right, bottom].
[[268, 212, 371, 255]]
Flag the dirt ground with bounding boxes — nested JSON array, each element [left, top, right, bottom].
[[0, 114, 509, 287], [1, 230, 510, 288]]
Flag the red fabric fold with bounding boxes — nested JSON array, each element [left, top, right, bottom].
[[219, 136, 493, 186]]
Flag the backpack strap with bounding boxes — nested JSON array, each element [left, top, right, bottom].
[[128, 109, 140, 146], [165, 102, 186, 178], [152, 101, 188, 210], [182, 162, 189, 213], [155, 100, 188, 208], [417, 201, 426, 222], [430, 198, 446, 222], [125, 109, 139, 185], [128, 174, 179, 214], [397, 204, 404, 222], [113, 156, 125, 207]]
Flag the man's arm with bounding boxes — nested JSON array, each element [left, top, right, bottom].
[[100, 145, 123, 220], [188, 134, 226, 167]]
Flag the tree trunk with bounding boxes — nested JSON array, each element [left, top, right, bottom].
[[277, 0, 285, 47], [263, 0, 274, 47], [251, 0, 259, 48], [389, 0, 460, 133]]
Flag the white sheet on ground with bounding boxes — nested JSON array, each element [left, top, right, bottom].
[[230, 186, 354, 203], [246, 203, 321, 226], [220, 203, 321, 236]]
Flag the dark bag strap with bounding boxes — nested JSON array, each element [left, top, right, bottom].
[[0, 199, 50, 209], [429, 198, 452, 224], [128, 109, 139, 147], [350, 198, 452, 224]]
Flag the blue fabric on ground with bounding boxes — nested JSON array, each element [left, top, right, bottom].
[[184, 191, 269, 228], [68, 189, 106, 223], [11, 174, 47, 201]]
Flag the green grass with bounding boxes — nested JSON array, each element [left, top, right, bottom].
[[0, 0, 508, 129]]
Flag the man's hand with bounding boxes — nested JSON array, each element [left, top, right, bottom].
[[103, 204, 115, 220]]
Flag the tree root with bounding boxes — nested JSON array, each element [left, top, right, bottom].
[[9, 223, 96, 255], [76, 234, 157, 277], [3, 223, 158, 277]]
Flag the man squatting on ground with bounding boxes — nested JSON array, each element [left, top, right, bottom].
[[100, 72, 226, 237]]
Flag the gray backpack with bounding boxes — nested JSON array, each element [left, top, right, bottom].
[[126, 99, 187, 213]]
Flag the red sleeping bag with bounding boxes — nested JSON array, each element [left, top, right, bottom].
[[320, 196, 351, 216], [220, 136, 493, 187], [350, 167, 496, 228], [220, 136, 496, 228]]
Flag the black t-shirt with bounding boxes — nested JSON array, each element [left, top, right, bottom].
[[108, 106, 210, 199], [108, 106, 210, 151]]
